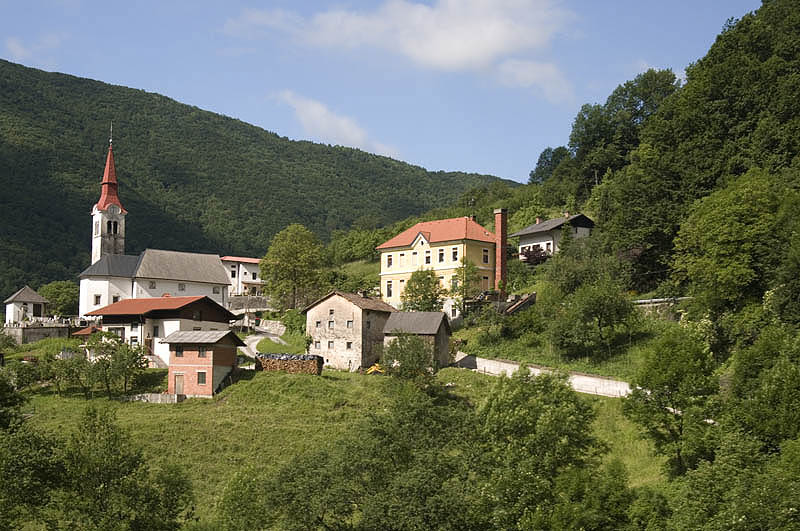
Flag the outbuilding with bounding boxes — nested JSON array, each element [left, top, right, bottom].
[[383, 311, 452, 369], [162, 330, 244, 397], [4, 286, 49, 325]]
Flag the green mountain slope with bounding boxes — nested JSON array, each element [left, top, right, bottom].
[[0, 59, 505, 296]]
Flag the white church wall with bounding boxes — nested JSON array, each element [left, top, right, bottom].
[[133, 279, 226, 307], [79, 276, 134, 317]]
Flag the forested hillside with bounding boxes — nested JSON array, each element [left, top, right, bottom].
[[0, 59, 505, 296]]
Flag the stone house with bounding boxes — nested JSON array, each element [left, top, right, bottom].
[[383, 311, 451, 369], [376, 209, 508, 318], [4, 286, 49, 325], [510, 213, 594, 258], [303, 291, 396, 371], [85, 295, 235, 367], [163, 330, 244, 397]]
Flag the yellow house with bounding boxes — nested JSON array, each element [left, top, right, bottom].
[[376, 209, 507, 316]]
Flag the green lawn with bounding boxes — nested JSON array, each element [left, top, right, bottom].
[[255, 332, 306, 354], [21, 366, 663, 526], [454, 317, 675, 382]]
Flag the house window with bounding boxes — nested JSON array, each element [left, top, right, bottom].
[[425, 250, 431, 264], [346, 342, 352, 350], [153, 325, 159, 338], [192, 310, 202, 321], [327, 341, 334, 349], [94, 221, 99, 236], [387, 254, 393, 267], [213, 286, 220, 294], [131, 322, 139, 330], [546, 242, 552, 253], [130, 337, 138, 345], [452, 247, 459, 261], [192, 327, 201, 331], [178, 283, 186, 292], [197, 371, 206, 385], [452, 307, 458, 317], [483, 276, 490, 290], [439, 276, 444, 286], [112, 295, 120, 303], [94, 295, 101, 305], [399, 279, 405, 290], [483, 249, 489, 264], [314, 340, 320, 349], [252, 272, 258, 280], [316, 321, 321, 328], [386, 281, 393, 298], [328, 320, 334, 329], [438, 249, 445, 263], [149, 281, 156, 289], [175, 346, 183, 357], [412, 251, 418, 265], [451, 277, 458, 290], [366, 320, 371, 329], [198, 346, 207, 358], [347, 320, 353, 328], [230, 270, 236, 278], [329, 308, 334, 315], [243, 271, 248, 277]]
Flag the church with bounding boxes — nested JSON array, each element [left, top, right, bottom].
[[78, 138, 231, 317]]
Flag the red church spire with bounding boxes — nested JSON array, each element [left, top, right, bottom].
[[95, 138, 127, 213]]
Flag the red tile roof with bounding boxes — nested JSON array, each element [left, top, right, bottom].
[[86, 296, 205, 316], [95, 143, 127, 213], [72, 325, 100, 336], [376, 217, 496, 250], [220, 256, 261, 264]]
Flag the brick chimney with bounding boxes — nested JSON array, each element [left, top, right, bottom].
[[494, 208, 507, 298]]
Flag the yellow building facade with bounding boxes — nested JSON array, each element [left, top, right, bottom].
[[376, 216, 501, 313]]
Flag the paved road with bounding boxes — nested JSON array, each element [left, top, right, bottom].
[[454, 352, 631, 398], [240, 326, 287, 358]]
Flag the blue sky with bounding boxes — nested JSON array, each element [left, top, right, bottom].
[[2, 0, 761, 183]]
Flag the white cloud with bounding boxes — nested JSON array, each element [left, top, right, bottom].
[[496, 59, 573, 103], [5, 33, 64, 67], [224, 1, 574, 93], [277, 90, 399, 158]]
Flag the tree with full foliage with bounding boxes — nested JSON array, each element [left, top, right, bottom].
[[400, 269, 447, 312], [37, 280, 79, 316], [529, 146, 571, 184], [623, 324, 718, 477], [450, 258, 482, 314], [382, 333, 437, 384], [261, 224, 324, 309], [0, 371, 24, 431], [0, 407, 194, 530], [86, 332, 148, 396]]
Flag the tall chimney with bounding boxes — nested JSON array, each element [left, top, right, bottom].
[[494, 208, 507, 298]]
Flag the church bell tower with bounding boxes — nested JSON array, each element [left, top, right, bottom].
[[91, 133, 127, 264]]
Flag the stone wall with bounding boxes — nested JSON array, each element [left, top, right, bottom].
[[3, 325, 71, 345]]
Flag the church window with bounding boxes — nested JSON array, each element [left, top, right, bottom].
[[107, 221, 112, 233], [112, 221, 118, 234], [94, 295, 101, 305], [212, 286, 220, 294], [148, 281, 156, 289], [178, 283, 186, 292]]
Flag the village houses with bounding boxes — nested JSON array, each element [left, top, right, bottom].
[[511, 213, 594, 259], [163, 330, 244, 397]]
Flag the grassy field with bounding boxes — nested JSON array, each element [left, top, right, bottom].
[[255, 332, 306, 354], [22, 366, 663, 527], [454, 317, 675, 382]]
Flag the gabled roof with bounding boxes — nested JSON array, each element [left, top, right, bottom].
[[86, 295, 206, 316], [161, 330, 244, 346], [510, 214, 595, 238], [221, 256, 261, 264], [383, 312, 451, 336], [135, 249, 230, 284], [94, 143, 127, 213], [72, 325, 100, 336], [80, 254, 140, 278], [376, 217, 496, 250], [4, 285, 49, 304], [302, 291, 396, 314]]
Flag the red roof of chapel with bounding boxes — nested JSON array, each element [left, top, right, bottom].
[[376, 217, 496, 250], [94, 142, 127, 213]]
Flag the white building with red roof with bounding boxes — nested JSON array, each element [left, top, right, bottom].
[[376, 209, 507, 316], [78, 138, 230, 317], [86, 295, 236, 367], [220, 256, 263, 296]]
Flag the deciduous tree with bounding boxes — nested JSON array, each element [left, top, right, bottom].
[[400, 269, 447, 312], [261, 224, 324, 309]]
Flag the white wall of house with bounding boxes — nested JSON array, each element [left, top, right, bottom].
[[222, 260, 262, 296], [133, 278, 226, 307], [79, 276, 134, 317], [517, 226, 591, 257]]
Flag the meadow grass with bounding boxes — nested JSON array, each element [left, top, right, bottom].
[[23, 366, 663, 525], [255, 332, 306, 354]]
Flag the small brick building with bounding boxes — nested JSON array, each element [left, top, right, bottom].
[[163, 330, 244, 397]]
